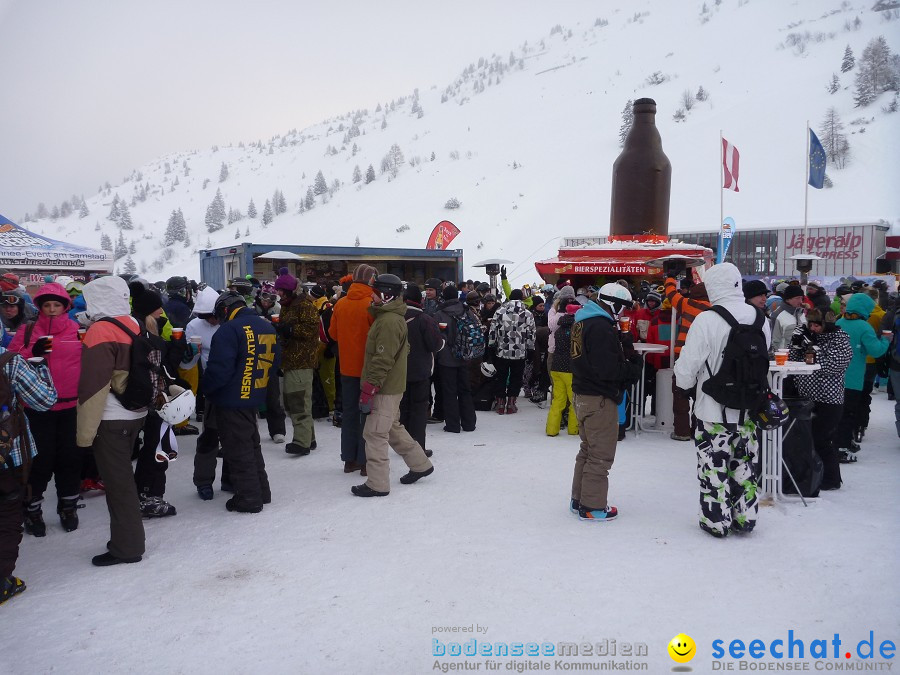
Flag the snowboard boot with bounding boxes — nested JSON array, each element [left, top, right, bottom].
[[569, 498, 580, 514], [24, 498, 46, 538], [285, 442, 311, 456], [57, 496, 84, 532], [578, 505, 618, 522], [225, 496, 263, 513], [506, 397, 518, 414], [495, 397, 507, 415], [399, 466, 434, 485], [197, 484, 214, 500], [0, 576, 26, 605], [139, 494, 177, 518]]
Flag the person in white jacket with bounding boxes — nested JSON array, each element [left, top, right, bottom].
[[673, 263, 772, 539]]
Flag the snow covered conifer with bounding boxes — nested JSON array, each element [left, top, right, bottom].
[[365, 164, 375, 184], [352, 165, 362, 183], [114, 231, 127, 260], [314, 170, 328, 196], [123, 255, 137, 275], [219, 162, 229, 182], [618, 99, 634, 147], [262, 199, 273, 226], [79, 201, 89, 218], [841, 45, 855, 73], [247, 198, 257, 218], [304, 188, 315, 210], [100, 233, 112, 251], [819, 107, 850, 169]]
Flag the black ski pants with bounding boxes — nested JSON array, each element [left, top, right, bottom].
[[400, 379, 431, 452], [25, 407, 82, 503]]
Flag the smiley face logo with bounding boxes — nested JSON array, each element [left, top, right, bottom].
[[667, 634, 696, 663]]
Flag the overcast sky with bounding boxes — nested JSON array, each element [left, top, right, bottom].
[[0, 0, 601, 220]]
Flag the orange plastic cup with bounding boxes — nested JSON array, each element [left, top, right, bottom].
[[619, 316, 631, 332], [774, 351, 788, 366], [271, 314, 280, 324]]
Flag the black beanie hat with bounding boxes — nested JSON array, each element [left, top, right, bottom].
[[425, 278, 443, 291], [130, 283, 164, 317], [404, 285, 423, 304], [510, 289, 523, 301], [743, 280, 769, 300], [782, 285, 804, 301], [310, 285, 325, 299], [442, 285, 459, 301]]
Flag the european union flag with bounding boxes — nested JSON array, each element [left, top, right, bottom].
[[808, 129, 827, 189]]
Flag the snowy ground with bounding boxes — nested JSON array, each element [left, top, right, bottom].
[[10, 392, 900, 674]]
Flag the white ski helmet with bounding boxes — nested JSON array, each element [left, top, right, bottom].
[[158, 385, 197, 425], [480, 362, 497, 378], [596, 283, 633, 317]]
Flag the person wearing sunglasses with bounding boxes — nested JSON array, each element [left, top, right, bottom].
[[1, 290, 38, 336]]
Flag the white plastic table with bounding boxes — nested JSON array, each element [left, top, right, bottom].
[[629, 343, 670, 433], [760, 361, 821, 501]]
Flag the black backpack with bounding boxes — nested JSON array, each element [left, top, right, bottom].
[[99, 317, 167, 411], [701, 306, 771, 421]]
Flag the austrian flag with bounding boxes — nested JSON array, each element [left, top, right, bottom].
[[722, 138, 740, 192]]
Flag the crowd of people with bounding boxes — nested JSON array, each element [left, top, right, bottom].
[[0, 262, 897, 604]]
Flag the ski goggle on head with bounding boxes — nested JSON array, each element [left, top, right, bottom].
[[2, 293, 20, 306]]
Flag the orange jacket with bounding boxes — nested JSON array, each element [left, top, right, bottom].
[[664, 277, 710, 356], [328, 282, 375, 377]]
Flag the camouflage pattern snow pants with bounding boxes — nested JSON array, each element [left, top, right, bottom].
[[694, 419, 760, 538]]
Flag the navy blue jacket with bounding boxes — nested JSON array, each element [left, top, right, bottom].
[[163, 295, 193, 329], [202, 307, 281, 408]]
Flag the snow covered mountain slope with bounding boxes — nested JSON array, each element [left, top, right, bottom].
[[22, 0, 900, 285]]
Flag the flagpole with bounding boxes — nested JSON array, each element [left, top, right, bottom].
[[803, 121, 810, 252], [719, 129, 724, 235]]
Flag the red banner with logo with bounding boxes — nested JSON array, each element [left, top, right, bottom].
[[426, 220, 460, 250]]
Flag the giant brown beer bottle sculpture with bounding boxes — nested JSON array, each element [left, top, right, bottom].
[[609, 98, 672, 239]]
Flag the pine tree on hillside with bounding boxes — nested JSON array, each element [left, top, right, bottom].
[[79, 201, 89, 218], [108, 196, 121, 223], [118, 202, 133, 230], [114, 231, 127, 260], [235, 226, 241, 240], [183, 230, 191, 248], [841, 45, 855, 73], [244, 225, 250, 237], [205, 188, 226, 232], [262, 199, 273, 226], [128, 241, 136, 255], [365, 164, 375, 184], [354, 235, 360, 247], [304, 188, 315, 211], [352, 165, 362, 183], [164, 210, 181, 246], [853, 36, 896, 107], [247, 198, 258, 218], [219, 162, 229, 182], [819, 107, 850, 169], [36, 203, 48, 219], [314, 170, 328, 196], [828, 73, 840, 94], [227, 207, 236, 225], [123, 255, 137, 275], [618, 99, 634, 147], [60, 201, 72, 218], [274, 189, 287, 215], [100, 233, 113, 251], [50, 205, 60, 220]]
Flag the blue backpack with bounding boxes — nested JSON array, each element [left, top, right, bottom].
[[451, 310, 486, 361]]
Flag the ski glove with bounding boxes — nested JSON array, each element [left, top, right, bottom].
[[500, 265, 507, 280], [358, 381, 380, 415], [31, 337, 52, 358], [274, 322, 293, 338]]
